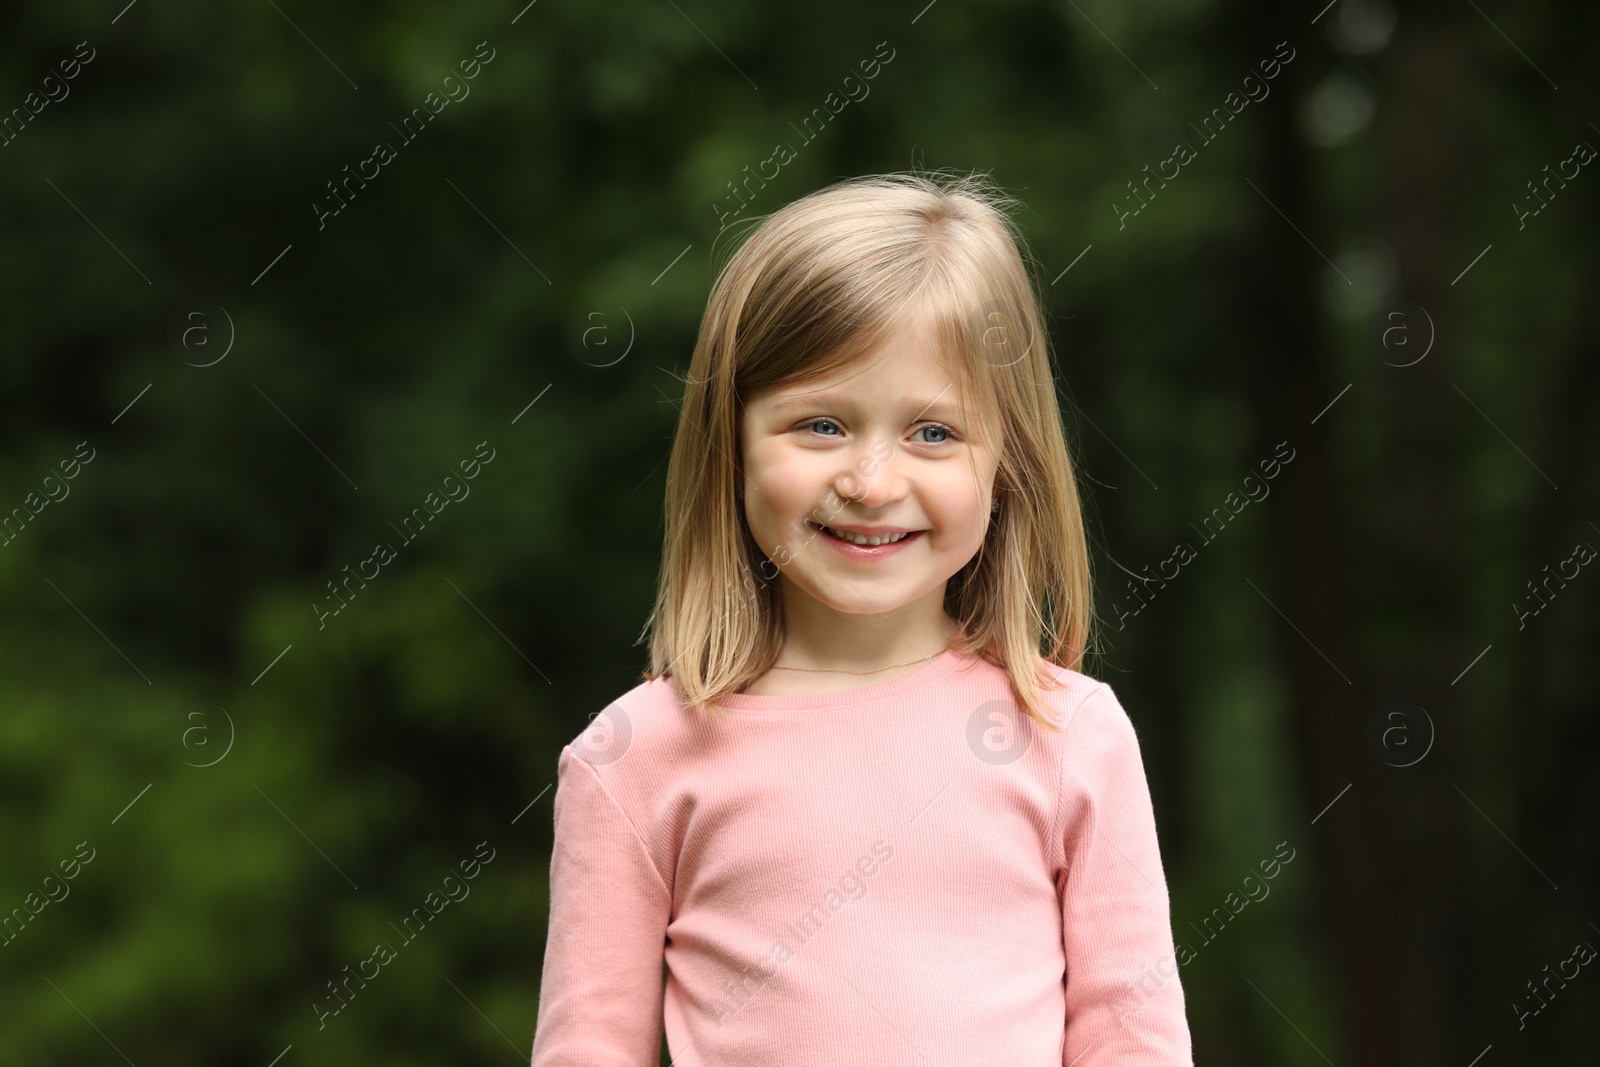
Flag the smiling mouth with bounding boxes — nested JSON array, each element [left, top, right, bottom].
[[807, 521, 923, 546]]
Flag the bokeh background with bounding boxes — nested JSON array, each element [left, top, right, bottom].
[[2, 0, 1597, 1063]]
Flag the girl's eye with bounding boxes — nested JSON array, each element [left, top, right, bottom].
[[802, 419, 957, 444]]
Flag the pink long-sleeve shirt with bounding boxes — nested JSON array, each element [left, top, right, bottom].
[[530, 645, 1193, 1066]]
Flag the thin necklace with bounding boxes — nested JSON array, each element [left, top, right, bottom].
[[769, 642, 953, 674]]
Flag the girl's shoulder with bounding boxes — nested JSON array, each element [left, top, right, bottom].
[[1030, 653, 1099, 691], [562, 671, 689, 763], [1029, 661, 1153, 777], [999, 650, 1107, 708], [1011, 653, 1135, 739], [932, 648, 1121, 738]]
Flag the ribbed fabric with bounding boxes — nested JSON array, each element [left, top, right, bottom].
[[529, 647, 1193, 1066]]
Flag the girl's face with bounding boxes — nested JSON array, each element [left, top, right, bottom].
[[739, 321, 1002, 631]]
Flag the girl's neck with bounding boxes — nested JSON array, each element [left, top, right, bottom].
[[738, 618, 962, 697], [736, 653, 948, 697]]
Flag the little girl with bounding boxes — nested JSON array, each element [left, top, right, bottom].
[[530, 172, 1193, 1066]]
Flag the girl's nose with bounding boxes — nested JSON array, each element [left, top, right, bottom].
[[834, 447, 905, 509]]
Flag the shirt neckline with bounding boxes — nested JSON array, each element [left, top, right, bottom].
[[712, 646, 974, 712]]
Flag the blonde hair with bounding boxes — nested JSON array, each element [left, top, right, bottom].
[[639, 169, 1093, 731]]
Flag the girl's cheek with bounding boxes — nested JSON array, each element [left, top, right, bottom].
[[761, 455, 819, 499]]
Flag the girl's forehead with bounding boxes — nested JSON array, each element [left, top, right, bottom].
[[758, 329, 976, 400]]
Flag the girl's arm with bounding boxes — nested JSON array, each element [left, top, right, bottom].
[[1058, 683, 1194, 1066], [530, 744, 673, 1067]]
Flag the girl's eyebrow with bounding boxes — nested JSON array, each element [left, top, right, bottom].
[[768, 391, 962, 421]]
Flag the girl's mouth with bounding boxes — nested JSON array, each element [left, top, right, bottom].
[[807, 520, 925, 558]]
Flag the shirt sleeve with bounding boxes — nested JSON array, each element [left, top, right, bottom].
[[1057, 683, 1194, 1067], [530, 743, 673, 1067]]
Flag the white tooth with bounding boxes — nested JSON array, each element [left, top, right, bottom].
[[826, 526, 908, 545]]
